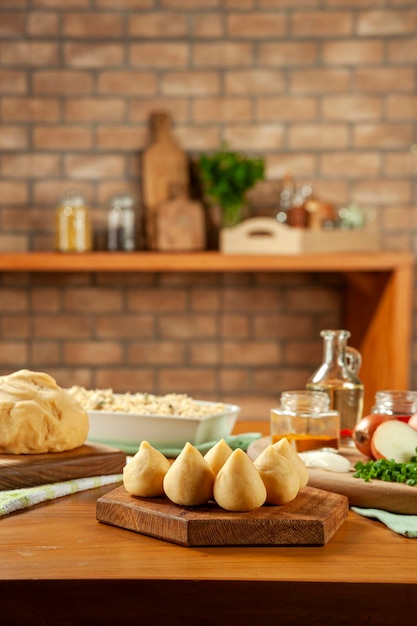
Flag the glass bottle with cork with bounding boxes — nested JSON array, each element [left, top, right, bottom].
[[306, 329, 364, 444], [271, 390, 340, 452]]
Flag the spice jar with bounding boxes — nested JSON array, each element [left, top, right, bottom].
[[370, 390, 417, 423], [107, 194, 137, 252], [270, 390, 340, 452], [55, 191, 91, 253]]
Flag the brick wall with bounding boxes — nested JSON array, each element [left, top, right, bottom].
[[0, 1, 416, 418]]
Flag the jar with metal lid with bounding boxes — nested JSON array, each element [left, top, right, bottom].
[[270, 390, 340, 452], [55, 191, 92, 253], [107, 194, 137, 252], [370, 390, 417, 423]]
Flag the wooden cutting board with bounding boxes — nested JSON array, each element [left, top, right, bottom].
[[247, 437, 417, 515], [0, 442, 126, 490], [96, 485, 348, 547]]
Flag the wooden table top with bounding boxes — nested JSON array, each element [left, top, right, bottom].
[[2, 420, 417, 625]]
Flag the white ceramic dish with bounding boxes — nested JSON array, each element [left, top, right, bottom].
[[87, 401, 240, 451]]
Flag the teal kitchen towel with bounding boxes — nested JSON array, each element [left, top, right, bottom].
[[351, 506, 417, 538], [0, 473, 122, 517]]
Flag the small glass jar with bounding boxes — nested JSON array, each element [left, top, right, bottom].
[[271, 390, 340, 452], [370, 390, 417, 423], [107, 194, 136, 252], [55, 191, 91, 253]]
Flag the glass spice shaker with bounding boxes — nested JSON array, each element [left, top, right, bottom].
[[55, 190, 92, 253], [107, 194, 136, 252], [306, 329, 364, 444], [369, 390, 417, 424], [270, 390, 340, 452]]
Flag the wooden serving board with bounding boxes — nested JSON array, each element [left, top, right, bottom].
[[247, 437, 417, 515], [0, 442, 126, 490], [96, 485, 348, 547]]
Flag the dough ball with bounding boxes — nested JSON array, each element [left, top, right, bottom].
[[163, 442, 214, 506], [254, 445, 300, 505], [204, 438, 233, 477], [213, 448, 266, 512], [273, 438, 309, 489], [0, 369, 89, 454], [123, 441, 171, 497]]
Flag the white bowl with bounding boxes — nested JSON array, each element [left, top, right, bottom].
[[87, 400, 240, 451]]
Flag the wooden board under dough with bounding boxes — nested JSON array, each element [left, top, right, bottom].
[[247, 436, 417, 515], [0, 442, 126, 490]]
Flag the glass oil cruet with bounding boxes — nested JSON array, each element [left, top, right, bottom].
[[306, 329, 364, 444]]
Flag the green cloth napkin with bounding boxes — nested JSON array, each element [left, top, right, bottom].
[[91, 432, 262, 457], [0, 473, 122, 518], [351, 506, 417, 538]]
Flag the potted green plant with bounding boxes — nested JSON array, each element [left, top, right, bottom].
[[197, 146, 265, 227]]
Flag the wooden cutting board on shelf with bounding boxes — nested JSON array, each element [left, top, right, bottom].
[[0, 442, 126, 490], [247, 437, 417, 515], [96, 484, 348, 547]]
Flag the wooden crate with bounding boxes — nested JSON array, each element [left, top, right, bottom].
[[220, 217, 380, 255]]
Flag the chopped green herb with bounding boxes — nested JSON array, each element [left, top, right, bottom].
[[353, 449, 417, 486]]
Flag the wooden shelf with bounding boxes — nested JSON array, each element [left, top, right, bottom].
[[0, 250, 413, 273], [0, 250, 414, 414]]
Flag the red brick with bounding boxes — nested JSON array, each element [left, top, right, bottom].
[[286, 287, 341, 313], [352, 180, 412, 206], [322, 40, 383, 65], [27, 11, 59, 36], [190, 342, 221, 365], [266, 153, 316, 179], [63, 12, 124, 37], [253, 315, 314, 339], [95, 369, 155, 393], [98, 71, 156, 95], [65, 98, 126, 122], [257, 96, 317, 121], [254, 370, 311, 397], [159, 315, 217, 339], [0, 181, 28, 204], [0, 126, 28, 149], [383, 206, 417, 231], [355, 68, 415, 93], [130, 43, 189, 68], [158, 368, 216, 394], [32, 0, 90, 6], [33, 180, 94, 205], [192, 13, 224, 37], [128, 341, 185, 364], [0, 70, 26, 94], [129, 97, 188, 122], [64, 341, 123, 365], [64, 288, 123, 313], [320, 152, 381, 178], [357, 10, 417, 35], [33, 71, 92, 95], [225, 69, 284, 95], [95, 314, 155, 338], [192, 97, 251, 123], [0, 289, 28, 311], [386, 95, 417, 120], [290, 69, 350, 94], [0, 234, 28, 251], [64, 154, 126, 179], [288, 124, 349, 150], [224, 124, 284, 151], [227, 12, 286, 37], [128, 13, 187, 37], [2, 315, 31, 338], [1, 97, 60, 122], [0, 342, 28, 366], [0, 41, 59, 66], [220, 314, 250, 338], [259, 42, 319, 66], [223, 341, 281, 365], [0, 11, 25, 35], [31, 288, 61, 312], [161, 71, 220, 96], [64, 43, 124, 68], [1, 153, 60, 178], [96, 125, 147, 150], [291, 11, 352, 37], [34, 315, 91, 338], [33, 126, 93, 150], [322, 95, 382, 121], [193, 42, 253, 67], [128, 288, 187, 312], [173, 126, 220, 151], [384, 152, 417, 177], [162, 0, 219, 7], [388, 38, 417, 64], [30, 341, 61, 366], [354, 123, 414, 149]]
